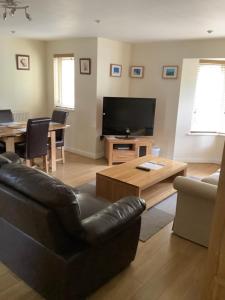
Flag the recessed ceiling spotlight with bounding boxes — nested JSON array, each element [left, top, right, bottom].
[[94, 19, 101, 24], [207, 30, 213, 34]]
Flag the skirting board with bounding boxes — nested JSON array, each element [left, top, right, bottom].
[[65, 146, 104, 160], [173, 156, 221, 164]]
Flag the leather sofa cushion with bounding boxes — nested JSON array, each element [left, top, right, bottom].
[[0, 164, 82, 235], [75, 192, 109, 220]]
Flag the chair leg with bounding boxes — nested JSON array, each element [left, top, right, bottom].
[[25, 159, 31, 167], [61, 146, 65, 163], [43, 155, 49, 173]]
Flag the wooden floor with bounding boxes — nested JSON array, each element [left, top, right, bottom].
[[0, 152, 219, 300]]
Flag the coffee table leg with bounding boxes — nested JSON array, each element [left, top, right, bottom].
[[180, 168, 187, 176]]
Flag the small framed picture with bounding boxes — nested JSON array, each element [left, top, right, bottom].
[[130, 66, 144, 78], [16, 54, 30, 70], [162, 65, 178, 79], [110, 64, 122, 77], [80, 58, 91, 75]]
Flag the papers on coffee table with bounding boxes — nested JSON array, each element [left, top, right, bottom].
[[137, 161, 165, 171]]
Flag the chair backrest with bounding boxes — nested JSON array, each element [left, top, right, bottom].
[[51, 110, 69, 142], [26, 118, 51, 159], [0, 110, 14, 123]]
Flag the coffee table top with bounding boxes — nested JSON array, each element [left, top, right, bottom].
[[97, 155, 187, 190]]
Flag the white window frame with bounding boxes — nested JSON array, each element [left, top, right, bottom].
[[53, 54, 75, 110]]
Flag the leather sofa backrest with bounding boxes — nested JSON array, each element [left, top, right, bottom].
[[0, 182, 77, 253], [0, 164, 82, 236]]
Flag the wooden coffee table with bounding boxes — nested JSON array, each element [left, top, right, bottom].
[[96, 155, 187, 202]]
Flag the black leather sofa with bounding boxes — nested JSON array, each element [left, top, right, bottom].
[[0, 153, 145, 300]]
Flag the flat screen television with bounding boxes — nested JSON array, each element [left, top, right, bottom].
[[102, 97, 156, 137]]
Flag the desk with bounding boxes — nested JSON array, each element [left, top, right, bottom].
[[0, 122, 68, 172]]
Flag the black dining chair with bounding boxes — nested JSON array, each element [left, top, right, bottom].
[[0, 109, 14, 153], [0, 109, 14, 123], [51, 110, 69, 163], [15, 118, 51, 172]]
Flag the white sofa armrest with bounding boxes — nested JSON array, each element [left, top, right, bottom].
[[173, 176, 217, 201]]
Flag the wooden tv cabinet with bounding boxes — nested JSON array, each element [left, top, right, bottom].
[[104, 136, 153, 165]]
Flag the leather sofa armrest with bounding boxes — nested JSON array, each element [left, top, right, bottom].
[[80, 196, 146, 244], [173, 176, 217, 201]]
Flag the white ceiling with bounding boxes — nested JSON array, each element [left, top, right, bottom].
[[0, 0, 225, 42]]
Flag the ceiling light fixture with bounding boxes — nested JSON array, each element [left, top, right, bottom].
[[3, 6, 6, 20], [0, 0, 31, 21], [10, 7, 16, 16]]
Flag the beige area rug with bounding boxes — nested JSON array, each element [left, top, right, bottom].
[[139, 193, 177, 242]]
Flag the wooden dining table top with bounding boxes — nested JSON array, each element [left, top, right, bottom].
[[0, 122, 69, 137]]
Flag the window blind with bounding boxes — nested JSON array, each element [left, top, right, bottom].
[[53, 54, 75, 109], [190, 60, 225, 134]]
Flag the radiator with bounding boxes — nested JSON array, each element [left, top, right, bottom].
[[13, 111, 30, 122]]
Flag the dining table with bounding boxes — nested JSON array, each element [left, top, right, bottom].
[[0, 121, 69, 172]]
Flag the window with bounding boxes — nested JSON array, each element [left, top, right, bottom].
[[190, 60, 225, 134], [53, 54, 75, 109]]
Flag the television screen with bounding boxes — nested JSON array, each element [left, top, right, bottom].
[[102, 97, 156, 136]]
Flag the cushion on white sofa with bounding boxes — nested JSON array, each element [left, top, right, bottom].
[[201, 170, 220, 186]]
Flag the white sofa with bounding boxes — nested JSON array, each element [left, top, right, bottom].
[[172, 170, 219, 247]]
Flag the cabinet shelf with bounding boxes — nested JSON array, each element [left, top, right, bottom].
[[104, 136, 153, 165]]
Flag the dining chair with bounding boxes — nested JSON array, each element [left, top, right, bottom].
[[51, 110, 69, 163], [0, 109, 14, 123], [0, 109, 14, 153], [15, 118, 51, 172]]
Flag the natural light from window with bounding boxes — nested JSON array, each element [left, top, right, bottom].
[[191, 62, 225, 133], [53, 55, 75, 109]]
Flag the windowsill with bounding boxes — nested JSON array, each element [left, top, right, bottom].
[[187, 132, 225, 136], [55, 106, 75, 112]]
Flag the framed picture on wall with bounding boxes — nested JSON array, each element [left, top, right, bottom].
[[162, 65, 178, 79], [16, 54, 30, 70], [130, 66, 144, 78], [80, 58, 91, 75], [110, 64, 122, 77]]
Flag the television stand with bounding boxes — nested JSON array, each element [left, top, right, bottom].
[[115, 136, 136, 140], [104, 136, 153, 165]]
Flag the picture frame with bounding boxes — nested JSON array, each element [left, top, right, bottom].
[[16, 54, 30, 70], [130, 66, 144, 78], [80, 58, 91, 75], [162, 65, 178, 79], [110, 64, 122, 77]]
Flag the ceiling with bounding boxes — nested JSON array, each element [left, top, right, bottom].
[[0, 0, 225, 42]]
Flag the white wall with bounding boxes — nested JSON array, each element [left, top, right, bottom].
[[96, 38, 131, 155], [0, 37, 47, 116], [46, 38, 98, 158], [174, 59, 224, 163], [130, 39, 225, 160], [47, 37, 131, 158], [45, 37, 225, 161]]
